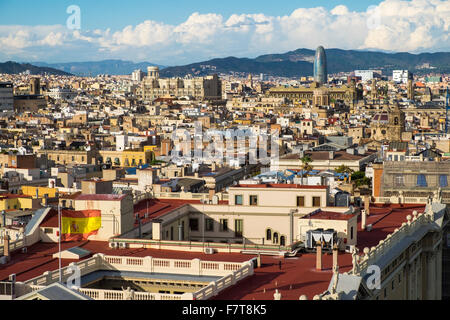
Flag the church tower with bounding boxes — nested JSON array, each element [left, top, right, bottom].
[[387, 102, 405, 141]]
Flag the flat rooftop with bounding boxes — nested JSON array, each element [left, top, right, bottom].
[[0, 203, 428, 300]]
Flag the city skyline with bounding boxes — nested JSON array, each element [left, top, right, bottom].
[[0, 0, 449, 65]]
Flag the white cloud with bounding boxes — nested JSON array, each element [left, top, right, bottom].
[[0, 0, 448, 64]]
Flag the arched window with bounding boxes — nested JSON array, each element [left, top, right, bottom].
[[280, 236, 286, 246], [266, 229, 272, 241], [273, 232, 279, 244]]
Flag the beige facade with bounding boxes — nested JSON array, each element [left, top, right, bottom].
[[74, 195, 134, 240], [141, 67, 222, 101], [228, 185, 329, 208]]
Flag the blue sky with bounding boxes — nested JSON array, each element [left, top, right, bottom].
[[0, 0, 384, 30], [0, 0, 448, 65]]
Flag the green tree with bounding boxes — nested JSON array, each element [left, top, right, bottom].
[[300, 155, 313, 184], [335, 165, 354, 182]]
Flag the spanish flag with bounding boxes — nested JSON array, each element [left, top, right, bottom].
[[61, 210, 102, 241]]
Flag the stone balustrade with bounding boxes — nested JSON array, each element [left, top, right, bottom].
[[22, 254, 254, 300], [356, 209, 431, 274]]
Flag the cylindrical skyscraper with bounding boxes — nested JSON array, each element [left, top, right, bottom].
[[313, 46, 327, 85]]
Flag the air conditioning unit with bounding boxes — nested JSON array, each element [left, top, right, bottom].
[[366, 224, 373, 232], [21, 247, 27, 253], [204, 248, 214, 255], [9, 274, 16, 283]]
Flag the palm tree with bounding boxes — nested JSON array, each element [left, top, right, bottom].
[[300, 155, 313, 185]]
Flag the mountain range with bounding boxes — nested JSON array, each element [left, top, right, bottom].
[[159, 49, 450, 77], [32, 60, 166, 77], [0, 61, 72, 76], [2, 49, 450, 78]]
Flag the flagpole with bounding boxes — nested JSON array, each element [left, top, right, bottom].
[[58, 204, 62, 283]]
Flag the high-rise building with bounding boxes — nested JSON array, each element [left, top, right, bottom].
[[0, 82, 14, 112], [132, 69, 145, 82], [313, 46, 327, 85], [393, 70, 411, 84]]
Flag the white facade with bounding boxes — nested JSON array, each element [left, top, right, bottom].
[[46, 88, 77, 100], [393, 70, 411, 84], [355, 70, 375, 82], [132, 69, 145, 82]]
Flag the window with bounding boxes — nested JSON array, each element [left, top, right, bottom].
[[384, 288, 387, 298], [220, 219, 228, 232], [392, 280, 394, 290], [394, 174, 404, 187], [417, 174, 427, 187], [273, 232, 279, 244], [266, 229, 272, 241], [439, 175, 448, 188], [189, 218, 199, 231], [312, 197, 321, 207], [297, 196, 305, 207], [398, 274, 401, 283], [44, 228, 53, 234], [249, 195, 258, 206], [280, 236, 286, 246], [170, 226, 174, 240], [235, 195, 243, 205], [234, 219, 243, 237], [205, 218, 214, 232], [350, 227, 354, 240]]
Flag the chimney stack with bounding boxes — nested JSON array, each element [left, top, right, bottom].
[[364, 195, 370, 216], [361, 209, 367, 230], [316, 243, 322, 270], [332, 244, 339, 271], [3, 233, 10, 262]]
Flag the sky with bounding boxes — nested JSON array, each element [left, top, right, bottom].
[[0, 0, 448, 65]]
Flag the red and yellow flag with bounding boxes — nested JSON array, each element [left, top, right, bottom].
[[61, 210, 101, 241]]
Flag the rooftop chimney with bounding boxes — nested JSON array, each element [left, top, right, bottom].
[[3, 233, 10, 262], [364, 195, 370, 216], [316, 243, 323, 270], [361, 209, 367, 230], [332, 244, 339, 271]]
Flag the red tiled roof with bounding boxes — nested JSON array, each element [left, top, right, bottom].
[[0, 203, 428, 300]]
